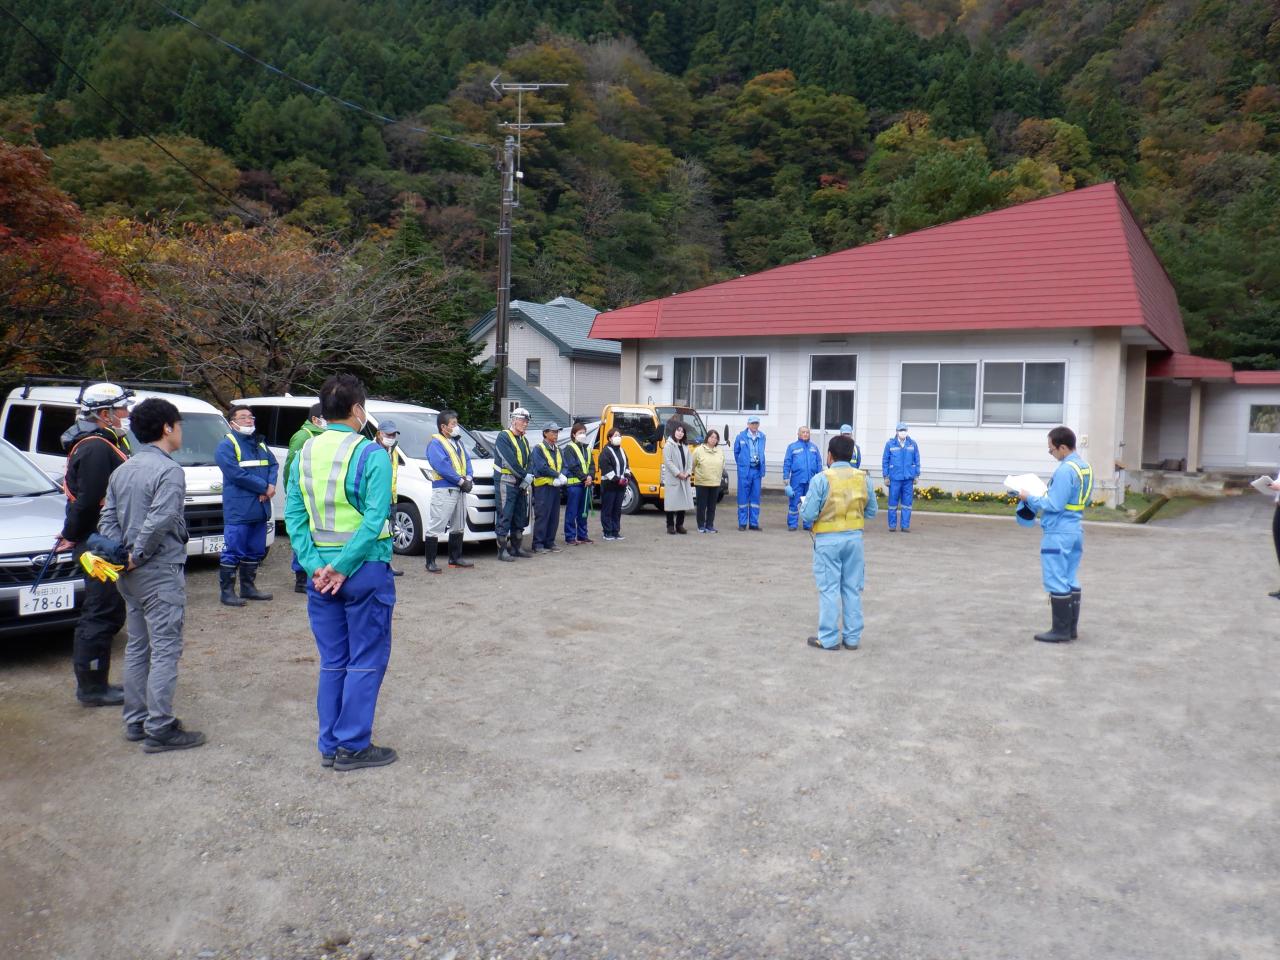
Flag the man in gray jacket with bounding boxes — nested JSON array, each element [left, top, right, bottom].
[[99, 398, 205, 753]]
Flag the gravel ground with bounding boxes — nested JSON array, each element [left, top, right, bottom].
[[2, 499, 1277, 960]]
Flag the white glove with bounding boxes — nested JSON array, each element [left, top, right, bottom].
[[554, 474, 567, 487]]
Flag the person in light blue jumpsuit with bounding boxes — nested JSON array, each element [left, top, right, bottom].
[[733, 415, 766, 530], [839, 424, 862, 468], [800, 434, 877, 651], [216, 406, 279, 606], [782, 426, 823, 531], [881, 421, 921, 532], [1017, 425, 1093, 643]]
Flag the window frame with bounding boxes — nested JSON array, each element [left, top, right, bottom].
[[979, 359, 1068, 427], [526, 358, 541, 387], [671, 354, 769, 414], [1248, 404, 1280, 435], [2, 403, 37, 450], [899, 361, 980, 427]]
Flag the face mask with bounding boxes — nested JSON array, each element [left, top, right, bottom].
[[380, 437, 396, 449], [573, 433, 585, 443], [355, 407, 367, 432], [117, 418, 131, 434], [610, 435, 622, 446], [234, 424, 255, 436], [897, 431, 908, 440], [314, 418, 327, 429], [451, 425, 462, 438]]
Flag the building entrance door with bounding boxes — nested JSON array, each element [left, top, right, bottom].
[[809, 387, 856, 452]]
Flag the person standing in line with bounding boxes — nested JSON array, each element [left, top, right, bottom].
[[599, 426, 631, 542], [563, 422, 595, 545], [692, 429, 725, 533], [530, 422, 567, 553], [663, 422, 695, 534], [799, 434, 878, 652], [733, 415, 766, 530], [373, 421, 405, 577], [1017, 426, 1093, 643], [839, 424, 863, 468], [53, 382, 132, 707], [881, 421, 921, 532], [423, 410, 474, 573], [99, 397, 205, 752], [1270, 459, 1280, 599], [782, 426, 823, 531], [286, 373, 397, 771], [285, 404, 326, 593], [492, 407, 534, 562], [215, 406, 278, 606]]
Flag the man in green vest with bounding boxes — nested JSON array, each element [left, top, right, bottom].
[[285, 403, 326, 593], [799, 434, 878, 651], [285, 374, 397, 771]]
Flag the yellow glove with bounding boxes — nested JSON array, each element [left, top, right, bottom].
[[79, 551, 124, 583]]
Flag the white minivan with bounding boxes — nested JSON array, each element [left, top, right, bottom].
[[233, 396, 515, 554], [1, 380, 275, 559]]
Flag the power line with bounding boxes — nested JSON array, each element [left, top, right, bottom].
[[0, 3, 268, 226], [154, 2, 495, 153]]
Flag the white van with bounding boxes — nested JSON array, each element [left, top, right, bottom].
[[233, 396, 515, 553], [1, 380, 275, 559]]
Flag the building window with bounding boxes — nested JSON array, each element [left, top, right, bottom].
[[900, 363, 977, 425], [673, 355, 768, 412], [1250, 405, 1280, 434], [526, 358, 541, 386], [981, 361, 1065, 425], [810, 354, 857, 381]]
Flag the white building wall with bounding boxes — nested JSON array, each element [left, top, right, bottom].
[[631, 329, 1119, 495], [478, 323, 573, 414], [1201, 383, 1280, 469], [569, 360, 620, 419]]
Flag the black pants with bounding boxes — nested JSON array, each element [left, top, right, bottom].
[[601, 483, 625, 537], [72, 545, 126, 675], [695, 485, 718, 529], [532, 484, 561, 549], [1273, 504, 1280, 569], [665, 510, 686, 531]]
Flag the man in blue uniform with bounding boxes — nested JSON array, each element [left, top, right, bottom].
[[733, 415, 766, 530], [285, 373, 397, 771], [881, 421, 921, 532], [782, 426, 822, 531], [1017, 425, 1093, 643], [799, 435, 878, 651], [424, 410, 474, 573], [530, 422, 567, 553], [493, 407, 534, 562], [216, 406, 279, 606], [839, 424, 862, 468]]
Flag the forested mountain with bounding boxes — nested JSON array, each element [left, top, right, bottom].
[[2, 0, 1277, 405]]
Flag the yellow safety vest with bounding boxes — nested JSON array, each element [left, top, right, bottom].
[[298, 430, 391, 547], [564, 442, 589, 485], [532, 442, 564, 485], [1064, 458, 1094, 511], [812, 466, 869, 533], [389, 444, 399, 501], [497, 429, 531, 475], [224, 432, 271, 468], [431, 433, 466, 478]]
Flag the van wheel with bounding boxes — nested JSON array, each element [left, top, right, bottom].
[[391, 501, 424, 555], [620, 478, 641, 514]]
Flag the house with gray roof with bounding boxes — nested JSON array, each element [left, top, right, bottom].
[[471, 296, 620, 426]]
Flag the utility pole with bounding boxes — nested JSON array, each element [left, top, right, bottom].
[[491, 74, 565, 424]]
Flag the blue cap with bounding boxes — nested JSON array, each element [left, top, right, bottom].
[[378, 419, 399, 434], [839, 424, 853, 435], [542, 421, 562, 433], [895, 422, 908, 432], [747, 415, 761, 424], [1016, 502, 1037, 528]]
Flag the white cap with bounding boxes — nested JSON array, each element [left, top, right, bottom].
[[80, 382, 132, 414]]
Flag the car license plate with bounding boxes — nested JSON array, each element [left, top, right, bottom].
[[202, 535, 225, 554], [20, 582, 75, 616]]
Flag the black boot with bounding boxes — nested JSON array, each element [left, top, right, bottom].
[[425, 536, 441, 573], [238, 562, 273, 601], [448, 532, 474, 568], [1034, 594, 1074, 643], [294, 568, 308, 594], [497, 536, 515, 562], [512, 535, 534, 558], [666, 512, 676, 534], [75, 668, 124, 707], [1070, 588, 1081, 639], [219, 565, 247, 607]]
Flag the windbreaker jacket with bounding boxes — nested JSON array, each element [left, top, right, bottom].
[[733, 429, 766, 475], [782, 440, 823, 487], [881, 436, 921, 482], [216, 430, 279, 524]]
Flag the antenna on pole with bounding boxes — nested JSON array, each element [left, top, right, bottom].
[[490, 74, 566, 424]]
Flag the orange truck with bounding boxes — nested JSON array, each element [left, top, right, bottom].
[[591, 404, 726, 513]]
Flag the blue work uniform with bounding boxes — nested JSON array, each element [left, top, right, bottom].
[[530, 441, 564, 550], [1022, 452, 1093, 595], [800, 462, 878, 649], [733, 428, 766, 528], [285, 426, 394, 757], [881, 435, 921, 530], [563, 441, 594, 543], [493, 429, 532, 542], [215, 430, 278, 567], [782, 438, 823, 530]]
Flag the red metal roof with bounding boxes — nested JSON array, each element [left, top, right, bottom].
[[1148, 353, 1235, 381], [590, 182, 1189, 353], [1233, 370, 1280, 385]]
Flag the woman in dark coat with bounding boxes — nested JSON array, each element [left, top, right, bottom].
[[599, 426, 632, 542]]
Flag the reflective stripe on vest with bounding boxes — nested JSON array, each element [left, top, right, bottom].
[[497, 429, 530, 474], [225, 432, 271, 468], [812, 466, 869, 533], [61, 433, 128, 502], [431, 433, 466, 478], [564, 442, 588, 484], [1065, 459, 1094, 512], [299, 431, 391, 546], [533, 443, 564, 485]]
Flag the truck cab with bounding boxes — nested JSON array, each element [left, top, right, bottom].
[[593, 404, 724, 513]]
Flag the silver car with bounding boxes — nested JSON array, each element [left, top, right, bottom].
[[0, 438, 85, 638]]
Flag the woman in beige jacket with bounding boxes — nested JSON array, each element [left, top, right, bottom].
[[691, 430, 726, 533], [662, 422, 695, 533]]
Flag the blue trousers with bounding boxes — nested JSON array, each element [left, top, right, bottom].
[[1040, 528, 1083, 594], [220, 521, 268, 566], [787, 478, 812, 530], [495, 477, 528, 539], [564, 483, 589, 541], [737, 469, 762, 527], [812, 531, 865, 648], [308, 561, 394, 755], [887, 479, 914, 530], [532, 484, 561, 549]]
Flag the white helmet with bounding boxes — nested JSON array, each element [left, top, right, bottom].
[[510, 406, 530, 423], [80, 382, 133, 414]]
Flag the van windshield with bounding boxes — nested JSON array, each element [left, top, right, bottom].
[[126, 412, 230, 467], [655, 407, 709, 443]]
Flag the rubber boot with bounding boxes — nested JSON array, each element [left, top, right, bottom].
[[497, 536, 515, 562], [425, 536, 441, 573], [666, 512, 676, 534], [219, 565, 247, 607], [75, 667, 124, 707], [448, 532, 474, 568], [1034, 594, 1074, 643], [294, 569, 308, 594], [1070, 588, 1081, 640], [238, 562, 273, 601], [512, 535, 533, 558]]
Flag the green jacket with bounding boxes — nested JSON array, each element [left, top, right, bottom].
[[283, 420, 325, 493]]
